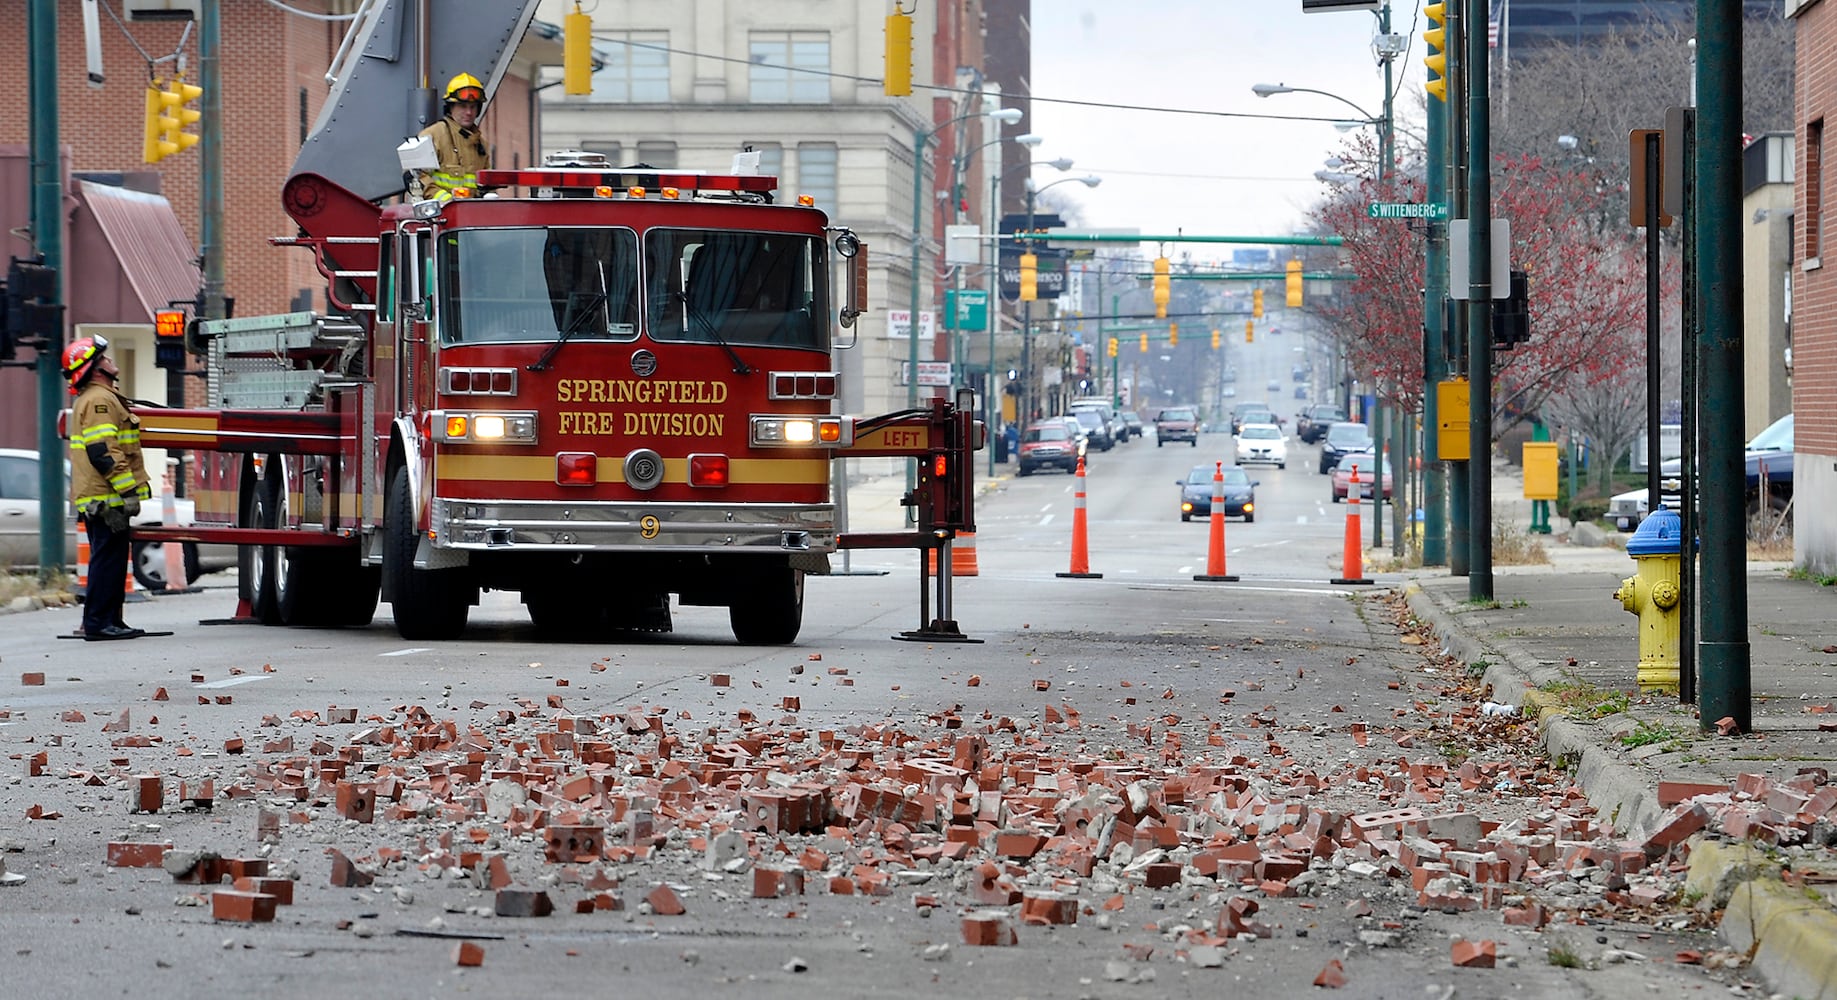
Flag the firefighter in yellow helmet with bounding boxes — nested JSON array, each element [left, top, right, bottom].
[[416, 73, 493, 199], [64, 335, 151, 641]]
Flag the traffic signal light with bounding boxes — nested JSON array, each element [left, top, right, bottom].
[[1139, 333, 1148, 353], [1423, 3, 1449, 102], [160, 76, 203, 159], [1252, 287, 1264, 319], [1285, 258, 1303, 308], [563, 2, 593, 95], [1168, 323, 1178, 347], [1210, 329, 1221, 350], [154, 308, 187, 370], [1019, 252, 1038, 302], [1245, 320, 1254, 344], [144, 84, 179, 163], [1152, 256, 1170, 319], [1107, 336, 1117, 358], [883, 9, 913, 96]]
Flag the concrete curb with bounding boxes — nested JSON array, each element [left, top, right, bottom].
[[1401, 581, 1837, 996]]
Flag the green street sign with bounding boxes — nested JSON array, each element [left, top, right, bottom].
[[945, 289, 988, 331], [1367, 202, 1449, 220]]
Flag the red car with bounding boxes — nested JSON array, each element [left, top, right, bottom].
[[1018, 420, 1082, 475], [1330, 453, 1393, 503]]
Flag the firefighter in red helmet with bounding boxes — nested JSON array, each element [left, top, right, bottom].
[[64, 336, 151, 640]]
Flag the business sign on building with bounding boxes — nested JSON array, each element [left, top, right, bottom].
[[899, 361, 954, 386], [885, 309, 937, 341]]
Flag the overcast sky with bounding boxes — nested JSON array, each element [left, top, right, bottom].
[[1028, 1, 1430, 260]]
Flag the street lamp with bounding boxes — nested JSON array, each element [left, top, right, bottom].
[[1020, 173, 1101, 427], [986, 155, 1072, 474]]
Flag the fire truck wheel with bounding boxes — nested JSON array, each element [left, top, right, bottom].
[[383, 466, 471, 640], [240, 464, 282, 626], [728, 561, 803, 645]]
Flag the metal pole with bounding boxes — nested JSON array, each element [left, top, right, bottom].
[[1679, 108, 1698, 706], [202, 1, 225, 322], [1464, 0, 1493, 600], [1694, 0, 1749, 732], [988, 170, 1000, 478], [907, 123, 929, 519], [1373, 400, 1385, 548], [1022, 185, 1034, 425], [29, 0, 65, 583], [1644, 132, 1662, 508], [1446, 0, 1469, 578], [1421, 68, 1447, 566]]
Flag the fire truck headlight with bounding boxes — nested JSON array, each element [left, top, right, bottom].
[[412, 199, 443, 220], [783, 419, 816, 444], [438, 411, 537, 443]]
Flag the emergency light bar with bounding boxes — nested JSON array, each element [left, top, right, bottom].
[[475, 169, 778, 194]]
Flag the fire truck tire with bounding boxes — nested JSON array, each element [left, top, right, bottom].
[[240, 465, 282, 626], [728, 562, 803, 645], [384, 466, 471, 640]]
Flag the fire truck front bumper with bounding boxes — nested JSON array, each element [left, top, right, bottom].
[[431, 499, 836, 554]]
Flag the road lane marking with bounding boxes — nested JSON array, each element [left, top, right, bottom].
[[380, 648, 433, 657], [194, 675, 270, 690]]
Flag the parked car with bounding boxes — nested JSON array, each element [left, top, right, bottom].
[[1154, 406, 1200, 447], [1266, 379, 1282, 393], [1223, 385, 1237, 398], [1318, 421, 1375, 474], [1018, 421, 1082, 475], [1607, 488, 1649, 532], [1234, 423, 1288, 468], [1296, 404, 1347, 444], [1293, 382, 1311, 399], [1330, 452, 1393, 503], [1118, 411, 1144, 441], [1069, 408, 1114, 451], [0, 447, 234, 588], [1613, 412, 1795, 535], [1178, 463, 1257, 522]]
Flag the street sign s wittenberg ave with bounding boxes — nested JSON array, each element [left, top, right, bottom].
[[1368, 202, 1449, 220]]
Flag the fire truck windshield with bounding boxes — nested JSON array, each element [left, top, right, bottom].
[[645, 228, 826, 351], [438, 227, 641, 346]]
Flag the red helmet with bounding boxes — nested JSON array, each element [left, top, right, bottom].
[[62, 335, 109, 388]]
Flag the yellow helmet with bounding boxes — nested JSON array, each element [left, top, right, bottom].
[[444, 72, 485, 104]]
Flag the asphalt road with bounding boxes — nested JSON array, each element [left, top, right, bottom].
[[0, 428, 1752, 1000]]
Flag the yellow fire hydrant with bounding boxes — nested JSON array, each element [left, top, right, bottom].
[[1614, 506, 1682, 692]]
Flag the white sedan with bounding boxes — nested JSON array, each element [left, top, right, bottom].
[[1234, 423, 1288, 468]]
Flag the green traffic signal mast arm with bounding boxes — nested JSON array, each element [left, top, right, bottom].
[[1132, 271, 1342, 281], [1042, 233, 1344, 247]]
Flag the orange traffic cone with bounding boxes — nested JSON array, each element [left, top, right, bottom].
[[1332, 462, 1374, 585], [1055, 456, 1102, 579], [1194, 461, 1238, 582], [952, 532, 979, 577], [75, 533, 90, 598], [158, 492, 191, 592]]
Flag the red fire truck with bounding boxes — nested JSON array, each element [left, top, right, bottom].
[[130, 5, 976, 645]]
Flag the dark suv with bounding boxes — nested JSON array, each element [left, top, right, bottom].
[[1317, 421, 1374, 474], [1297, 404, 1347, 444], [1154, 406, 1199, 447]]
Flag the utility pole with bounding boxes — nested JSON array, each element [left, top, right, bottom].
[[1445, 0, 1470, 578], [1695, 2, 1749, 733], [1463, 0, 1493, 599], [29, 0, 65, 583], [1421, 80, 1448, 566]]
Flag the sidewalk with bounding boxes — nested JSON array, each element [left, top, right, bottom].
[[1403, 455, 1837, 998]]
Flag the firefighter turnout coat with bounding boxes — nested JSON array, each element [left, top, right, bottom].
[[417, 115, 492, 195], [69, 381, 151, 512]]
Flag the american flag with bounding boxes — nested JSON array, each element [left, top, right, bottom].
[[1489, 0, 1504, 49]]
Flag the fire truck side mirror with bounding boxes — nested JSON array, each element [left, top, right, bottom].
[[398, 226, 429, 321], [835, 233, 867, 333]]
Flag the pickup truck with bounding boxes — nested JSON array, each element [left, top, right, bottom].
[[1607, 413, 1792, 534]]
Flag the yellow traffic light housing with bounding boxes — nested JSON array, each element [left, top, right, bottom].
[[564, 2, 594, 95], [1252, 287, 1264, 319], [144, 84, 179, 164], [1210, 329, 1221, 350], [1139, 333, 1148, 353], [1245, 319, 1254, 344], [1424, 2, 1449, 102], [163, 76, 203, 157], [1168, 323, 1178, 347], [1152, 256, 1170, 319], [1285, 259, 1303, 308], [1107, 336, 1117, 358], [1019, 252, 1038, 302], [883, 9, 913, 97]]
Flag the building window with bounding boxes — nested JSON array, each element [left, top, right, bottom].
[[635, 141, 677, 169], [591, 32, 670, 103], [797, 143, 838, 215], [1810, 119, 1825, 263], [749, 32, 829, 104]]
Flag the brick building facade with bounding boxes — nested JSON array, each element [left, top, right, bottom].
[[1791, 0, 1836, 571]]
